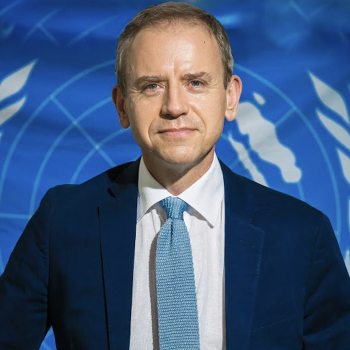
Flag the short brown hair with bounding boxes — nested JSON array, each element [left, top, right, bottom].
[[115, 2, 234, 96]]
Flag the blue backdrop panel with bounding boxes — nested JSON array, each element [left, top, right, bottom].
[[0, 0, 350, 348]]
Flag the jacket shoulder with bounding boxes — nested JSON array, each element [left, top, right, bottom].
[[221, 161, 323, 225], [46, 161, 136, 207]]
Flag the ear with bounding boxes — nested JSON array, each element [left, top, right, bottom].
[[112, 85, 130, 129], [225, 75, 242, 122]]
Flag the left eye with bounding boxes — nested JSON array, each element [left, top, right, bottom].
[[190, 80, 202, 87]]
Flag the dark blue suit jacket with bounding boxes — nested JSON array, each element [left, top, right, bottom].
[[1, 159, 350, 349]]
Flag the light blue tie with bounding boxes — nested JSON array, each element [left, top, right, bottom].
[[156, 197, 200, 350]]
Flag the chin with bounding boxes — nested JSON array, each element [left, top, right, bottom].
[[158, 147, 209, 166]]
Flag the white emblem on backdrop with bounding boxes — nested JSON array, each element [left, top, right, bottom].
[[232, 94, 302, 186], [0, 59, 54, 350], [0, 61, 37, 129], [309, 72, 350, 275], [222, 65, 306, 191], [220, 65, 348, 273], [0, 61, 36, 273]]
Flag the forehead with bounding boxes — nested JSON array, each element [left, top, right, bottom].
[[127, 22, 222, 77]]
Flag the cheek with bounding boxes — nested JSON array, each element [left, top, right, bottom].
[[207, 118, 225, 143], [193, 99, 226, 138], [128, 107, 155, 145]]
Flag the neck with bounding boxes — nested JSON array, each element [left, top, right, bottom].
[[143, 149, 215, 196]]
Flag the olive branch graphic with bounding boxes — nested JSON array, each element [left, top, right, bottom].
[[309, 71, 350, 274], [0, 60, 37, 130], [0, 60, 36, 274]]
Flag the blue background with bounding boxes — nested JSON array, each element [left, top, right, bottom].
[[0, 0, 350, 348]]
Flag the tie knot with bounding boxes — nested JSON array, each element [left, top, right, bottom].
[[160, 197, 188, 220]]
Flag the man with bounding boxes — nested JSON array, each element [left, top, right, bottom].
[[1, 2, 350, 349]]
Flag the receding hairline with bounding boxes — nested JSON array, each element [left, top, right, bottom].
[[121, 19, 223, 86], [135, 17, 215, 35], [116, 2, 234, 96]]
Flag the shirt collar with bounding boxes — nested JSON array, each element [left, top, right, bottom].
[[137, 154, 224, 227]]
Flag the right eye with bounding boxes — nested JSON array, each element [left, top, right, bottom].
[[144, 83, 159, 90]]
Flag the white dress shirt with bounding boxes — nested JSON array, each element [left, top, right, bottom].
[[129, 154, 226, 350]]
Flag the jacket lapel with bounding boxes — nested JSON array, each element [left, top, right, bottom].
[[98, 160, 139, 350], [221, 162, 265, 350], [98, 159, 264, 350]]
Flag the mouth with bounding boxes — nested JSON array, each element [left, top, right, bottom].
[[158, 127, 196, 138]]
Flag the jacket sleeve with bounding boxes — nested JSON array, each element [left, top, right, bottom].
[[303, 213, 350, 349], [0, 189, 53, 349]]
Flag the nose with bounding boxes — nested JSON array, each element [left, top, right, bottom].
[[161, 83, 189, 118]]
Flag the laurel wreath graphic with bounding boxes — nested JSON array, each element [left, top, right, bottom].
[[309, 71, 350, 274], [0, 60, 36, 129], [0, 60, 36, 274]]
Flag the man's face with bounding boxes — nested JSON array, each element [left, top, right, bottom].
[[113, 23, 241, 169]]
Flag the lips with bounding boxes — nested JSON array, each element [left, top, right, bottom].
[[158, 128, 196, 137]]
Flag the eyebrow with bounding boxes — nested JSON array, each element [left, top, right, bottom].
[[133, 72, 213, 87], [182, 72, 213, 83], [134, 75, 167, 87]]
